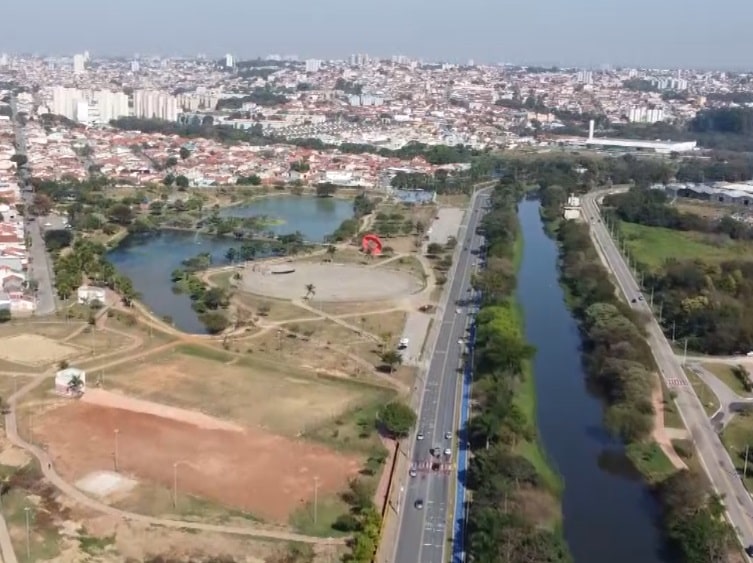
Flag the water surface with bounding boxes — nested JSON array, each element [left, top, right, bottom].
[[109, 196, 353, 333], [516, 199, 675, 563]]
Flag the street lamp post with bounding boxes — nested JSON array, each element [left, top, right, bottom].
[[313, 476, 319, 525], [113, 429, 120, 472], [24, 506, 31, 561], [173, 460, 192, 509]]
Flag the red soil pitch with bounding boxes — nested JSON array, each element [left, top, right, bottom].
[[36, 402, 361, 522]]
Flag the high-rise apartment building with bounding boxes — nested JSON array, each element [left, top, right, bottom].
[[73, 54, 86, 75], [49, 87, 130, 123], [225, 53, 234, 68], [133, 90, 179, 121], [577, 70, 593, 84], [305, 59, 322, 73]]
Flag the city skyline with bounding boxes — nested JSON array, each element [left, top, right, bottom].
[[3, 0, 753, 70]]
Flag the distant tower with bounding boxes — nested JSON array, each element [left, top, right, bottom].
[[225, 53, 235, 68], [72, 54, 85, 75], [588, 120, 595, 140]]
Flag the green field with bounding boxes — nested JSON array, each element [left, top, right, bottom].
[[620, 222, 753, 271], [720, 413, 753, 491]]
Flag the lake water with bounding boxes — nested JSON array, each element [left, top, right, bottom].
[[108, 196, 353, 333], [516, 199, 676, 563]]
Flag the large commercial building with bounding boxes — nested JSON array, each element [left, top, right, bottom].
[[567, 120, 697, 154], [653, 182, 753, 207]]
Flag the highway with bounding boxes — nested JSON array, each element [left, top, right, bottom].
[[582, 191, 753, 551], [393, 188, 490, 563]]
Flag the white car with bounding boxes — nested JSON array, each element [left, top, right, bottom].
[[443, 448, 452, 457], [409, 468, 417, 477], [398, 337, 410, 349]]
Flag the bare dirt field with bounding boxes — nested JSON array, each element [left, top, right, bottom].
[[242, 262, 421, 302], [36, 401, 362, 522], [0, 334, 79, 366], [102, 347, 385, 436]]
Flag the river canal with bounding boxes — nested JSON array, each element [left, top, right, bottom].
[[516, 199, 676, 563], [108, 196, 352, 334]]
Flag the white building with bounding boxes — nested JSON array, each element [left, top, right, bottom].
[[628, 107, 665, 124], [133, 90, 179, 121], [225, 53, 234, 68], [577, 70, 593, 85], [73, 54, 86, 75], [77, 285, 106, 305], [55, 367, 86, 396], [305, 59, 322, 73], [49, 87, 130, 123]]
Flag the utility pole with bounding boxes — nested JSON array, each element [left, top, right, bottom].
[[683, 338, 689, 366], [649, 287, 654, 309], [672, 320, 676, 343], [658, 302, 663, 324], [744, 445, 750, 479]]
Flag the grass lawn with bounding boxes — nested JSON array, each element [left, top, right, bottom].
[[684, 369, 721, 416], [661, 379, 686, 428], [106, 343, 396, 441], [625, 442, 677, 484], [702, 362, 752, 397], [206, 270, 235, 290], [720, 413, 753, 491], [303, 390, 395, 455], [289, 493, 352, 537], [514, 359, 563, 495], [619, 221, 753, 271]]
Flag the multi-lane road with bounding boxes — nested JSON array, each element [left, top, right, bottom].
[[582, 191, 753, 550], [393, 189, 489, 563]]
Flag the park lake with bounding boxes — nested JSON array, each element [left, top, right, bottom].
[[108, 196, 354, 333]]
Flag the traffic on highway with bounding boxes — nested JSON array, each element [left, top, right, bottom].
[[393, 189, 490, 563]]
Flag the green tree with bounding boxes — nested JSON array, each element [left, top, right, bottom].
[[379, 349, 403, 374], [199, 311, 229, 334], [0, 309, 10, 323], [377, 401, 416, 438], [179, 146, 191, 160], [175, 175, 189, 188]]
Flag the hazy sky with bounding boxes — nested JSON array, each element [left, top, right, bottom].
[[3, 0, 752, 69]]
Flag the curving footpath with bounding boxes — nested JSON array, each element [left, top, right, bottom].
[[4, 372, 344, 548]]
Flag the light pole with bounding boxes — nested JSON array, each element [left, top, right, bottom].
[[113, 429, 120, 472], [24, 506, 31, 561], [313, 476, 319, 525], [173, 460, 192, 509], [683, 338, 689, 366], [744, 444, 750, 479]]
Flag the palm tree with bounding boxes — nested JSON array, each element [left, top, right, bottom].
[[304, 283, 316, 300], [67, 374, 84, 396]]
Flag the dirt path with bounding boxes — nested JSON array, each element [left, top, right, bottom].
[[652, 383, 687, 470]]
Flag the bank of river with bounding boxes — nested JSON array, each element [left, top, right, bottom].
[[516, 199, 676, 563], [108, 196, 353, 334]]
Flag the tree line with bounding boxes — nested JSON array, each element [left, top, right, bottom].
[[605, 187, 753, 354], [540, 183, 737, 562], [465, 182, 571, 563]]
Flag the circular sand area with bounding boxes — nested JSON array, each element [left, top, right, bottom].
[[242, 262, 422, 302]]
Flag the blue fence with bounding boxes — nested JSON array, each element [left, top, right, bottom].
[[452, 316, 477, 563]]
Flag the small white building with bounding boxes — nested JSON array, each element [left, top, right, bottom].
[[55, 367, 86, 396], [77, 285, 106, 306]]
